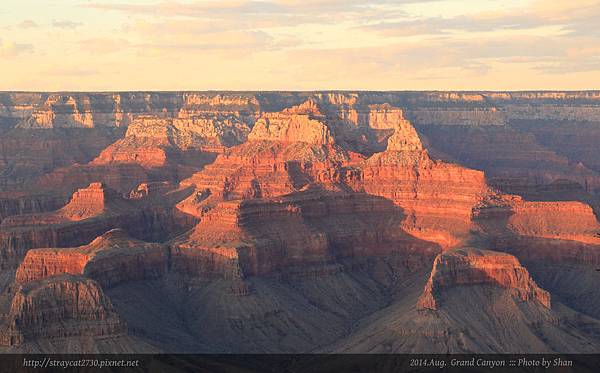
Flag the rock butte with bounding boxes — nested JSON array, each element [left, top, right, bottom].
[[15, 229, 168, 287], [0, 275, 126, 347], [0, 91, 599, 353], [0, 182, 193, 270], [417, 248, 551, 310], [172, 190, 440, 278]]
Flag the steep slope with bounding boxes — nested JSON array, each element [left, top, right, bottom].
[[417, 248, 550, 310], [0, 275, 147, 352], [15, 229, 168, 287], [345, 118, 490, 248], [0, 182, 193, 270], [177, 100, 352, 217], [172, 190, 440, 278], [1, 91, 600, 354], [331, 248, 600, 353]]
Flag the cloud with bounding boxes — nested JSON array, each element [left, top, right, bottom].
[[83, 0, 414, 28], [0, 39, 33, 58], [84, 0, 400, 14], [281, 32, 589, 84], [534, 59, 600, 74], [18, 20, 39, 29], [362, 0, 600, 37], [42, 66, 100, 77], [52, 20, 83, 29], [3, 0, 600, 90], [121, 19, 277, 57], [78, 38, 130, 55]]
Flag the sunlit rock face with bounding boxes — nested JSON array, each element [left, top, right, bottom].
[[0, 91, 600, 353], [15, 229, 168, 287], [417, 248, 551, 311]]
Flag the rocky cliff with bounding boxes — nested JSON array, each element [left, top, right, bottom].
[[417, 248, 550, 310], [1, 90, 600, 353], [173, 190, 440, 278], [344, 119, 489, 248], [15, 229, 168, 288], [92, 114, 249, 168], [0, 182, 193, 270], [1, 93, 260, 129], [0, 275, 126, 347]]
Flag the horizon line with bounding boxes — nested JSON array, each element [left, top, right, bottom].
[[2, 89, 600, 94]]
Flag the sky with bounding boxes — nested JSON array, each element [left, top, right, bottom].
[[0, 0, 599, 91]]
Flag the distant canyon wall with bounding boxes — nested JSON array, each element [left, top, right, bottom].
[[2, 91, 600, 129]]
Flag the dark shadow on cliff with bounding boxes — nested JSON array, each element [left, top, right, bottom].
[[104, 188, 446, 353]]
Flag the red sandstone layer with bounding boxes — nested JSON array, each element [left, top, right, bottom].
[[0, 275, 126, 347], [15, 229, 168, 288], [417, 248, 551, 310], [173, 190, 441, 278]]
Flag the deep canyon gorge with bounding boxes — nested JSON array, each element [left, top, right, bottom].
[[0, 91, 599, 353]]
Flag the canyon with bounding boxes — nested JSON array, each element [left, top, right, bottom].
[[0, 91, 599, 353]]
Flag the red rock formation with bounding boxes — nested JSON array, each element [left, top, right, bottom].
[[417, 248, 551, 310], [15, 250, 88, 284], [474, 193, 600, 266], [0, 183, 122, 226], [0, 275, 126, 347], [60, 182, 116, 220], [507, 199, 599, 242], [173, 190, 440, 278], [178, 100, 492, 250], [177, 100, 351, 217], [0, 128, 123, 188], [249, 99, 333, 145], [14, 229, 168, 288], [417, 125, 600, 194], [345, 120, 490, 248], [308, 99, 413, 153], [0, 183, 193, 270], [2, 91, 600, 354], [129, 181, 174, 199], [92, 114, 249, 168]]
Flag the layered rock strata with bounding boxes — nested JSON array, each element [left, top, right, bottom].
[[1, 91, 600, 353], [14, 229, 168, 288], [345, 119, 490, 248], [177, 100, 351, 217], [173, 190, 440, 278], [92, 114, 249, 168], [0, 275, 126, 347], [417, 248, 551, 310], [0, 183, 192, 269], [0, 128, 124, 187]]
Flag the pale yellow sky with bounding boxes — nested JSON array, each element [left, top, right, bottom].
[[1, 0, 599, 91]]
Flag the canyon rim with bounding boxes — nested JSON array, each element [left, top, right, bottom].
[[0, 91, 599, 355], [2, 1, 600, 371]]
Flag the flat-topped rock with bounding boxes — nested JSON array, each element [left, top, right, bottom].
[[249, 100, 334, 145], [507, 200, 600, 242], [0, 183, 121, 227], [59, 182, 119, 220], [92, 114, 250, 167], [417, 248, 551, 310], [15, 229, 168, 287], [0, 275, 126, 347], [173, 190, 440, 278]]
